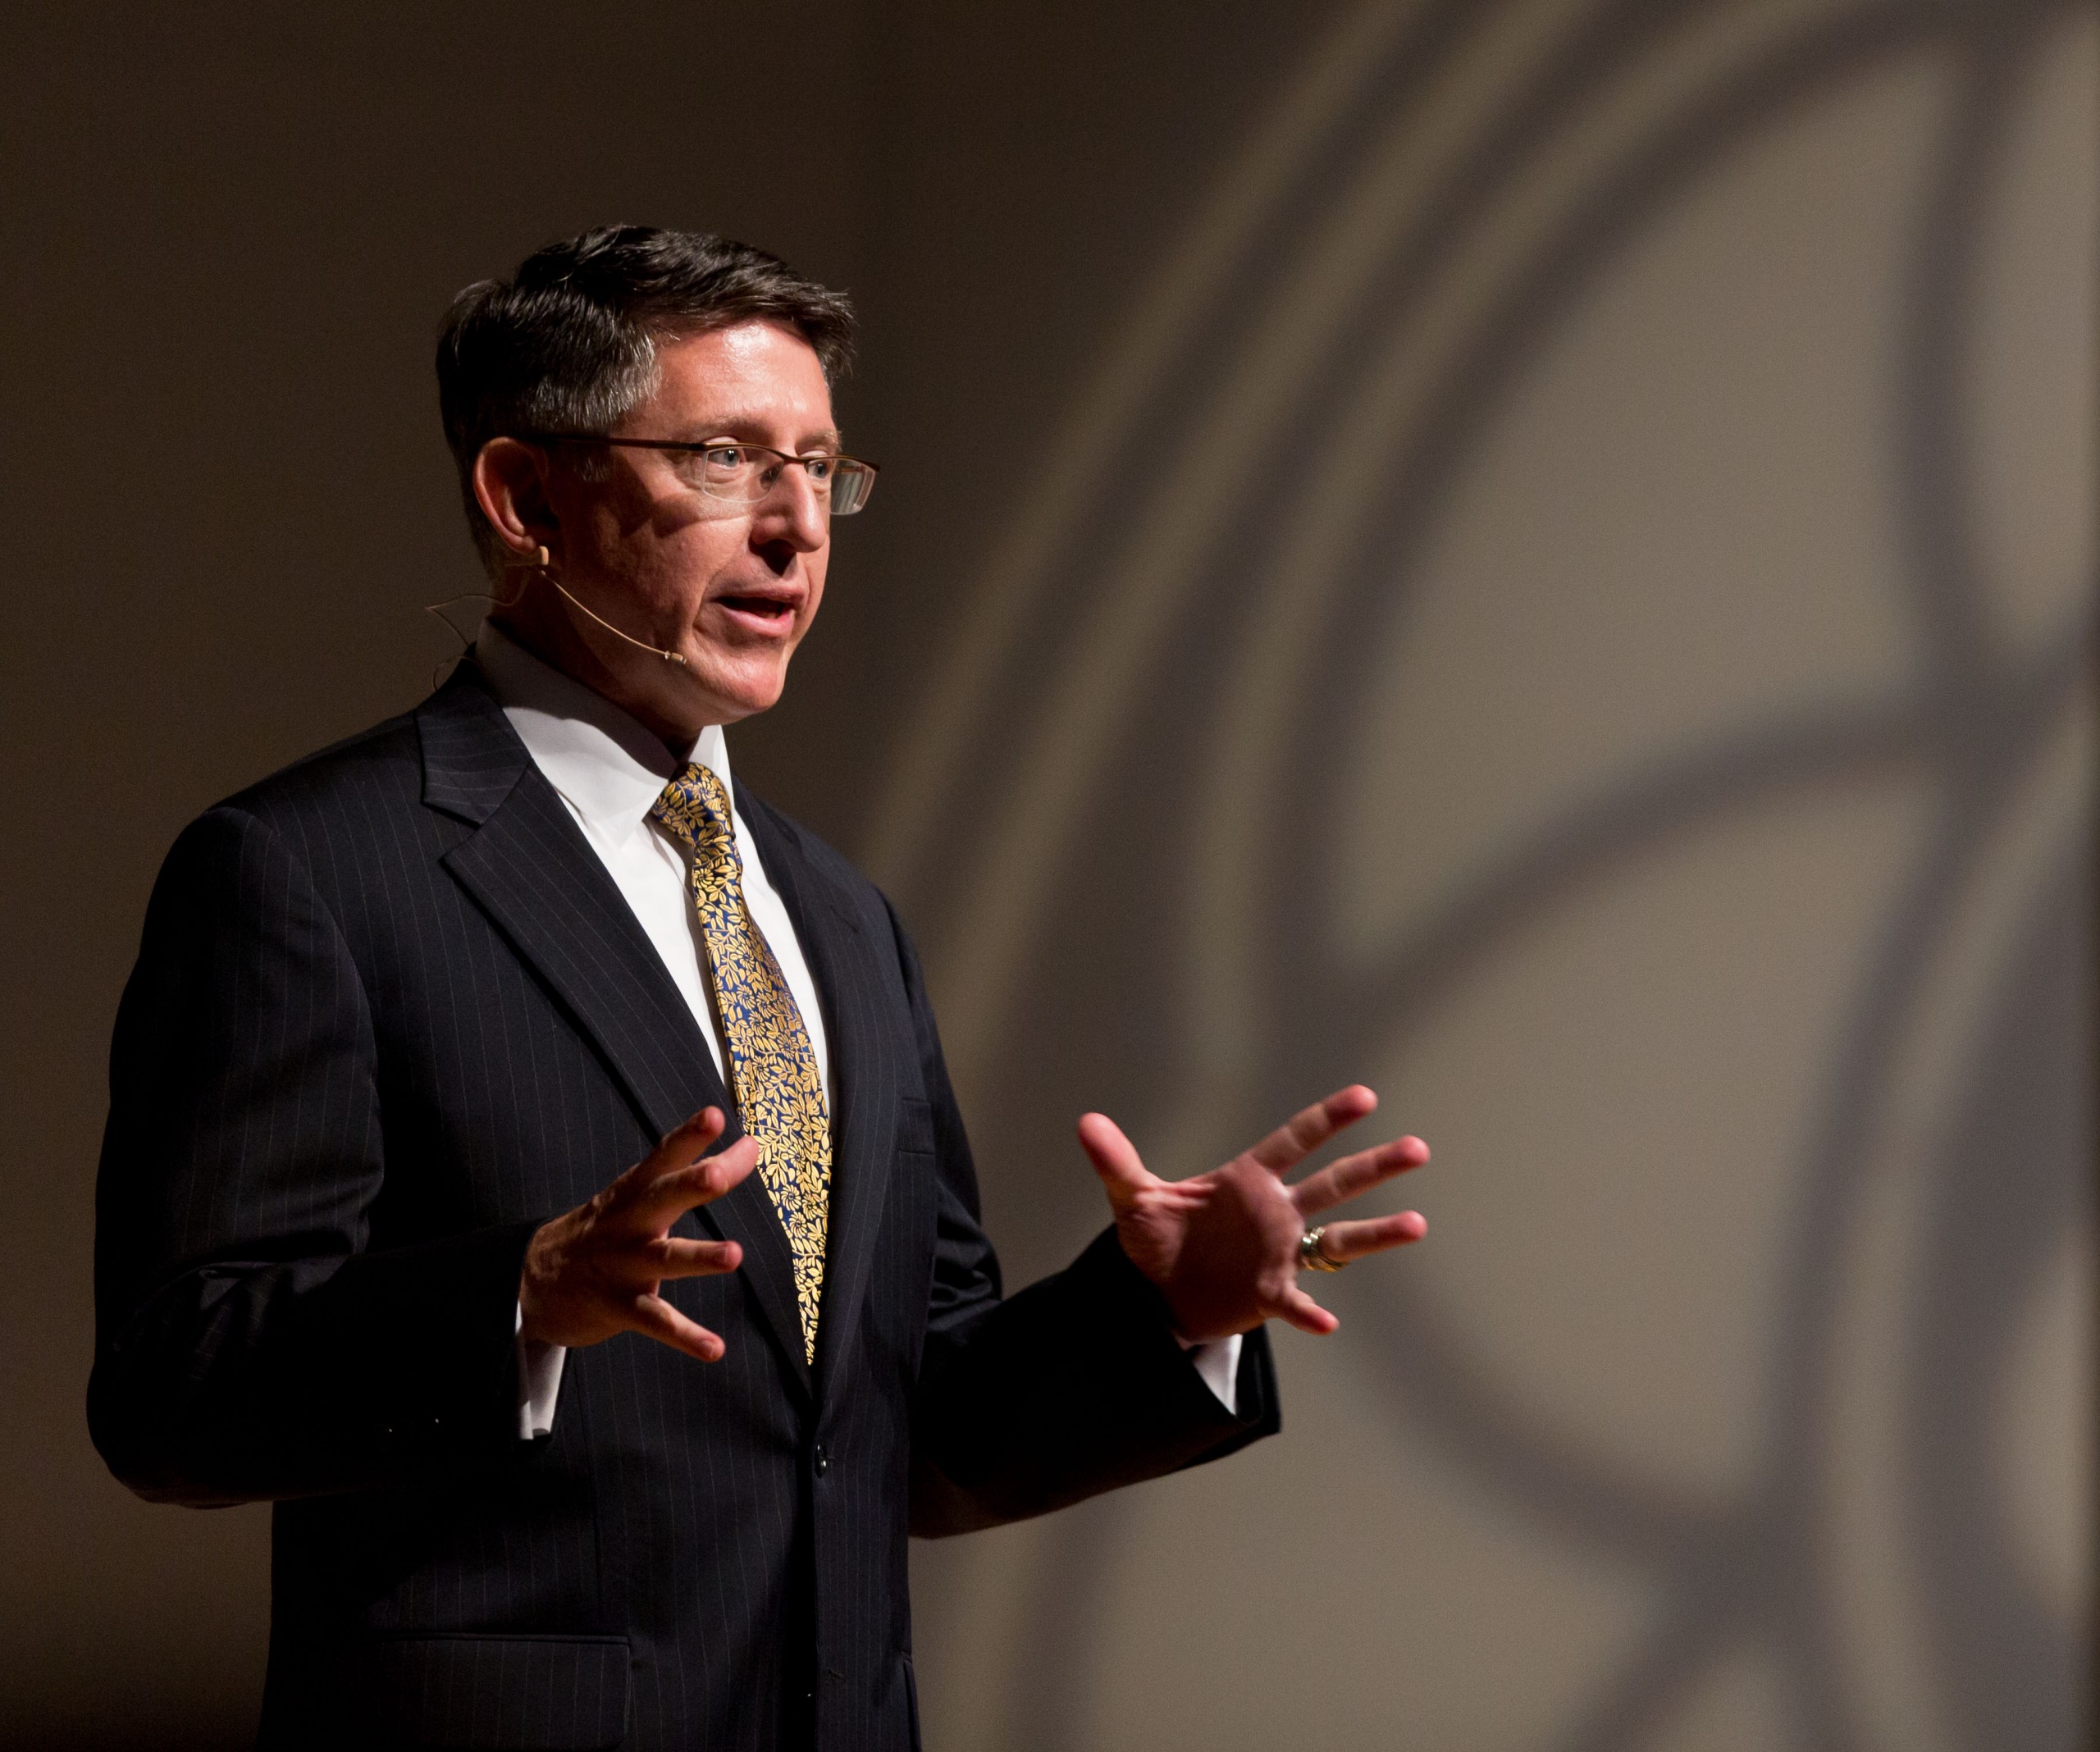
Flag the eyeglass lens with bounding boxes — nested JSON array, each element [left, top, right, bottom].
[[665, 445, 877, 516]]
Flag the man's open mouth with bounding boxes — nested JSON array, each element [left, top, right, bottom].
[[715, 592, 797, 627]]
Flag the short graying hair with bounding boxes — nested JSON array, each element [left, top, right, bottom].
[[436, 225, 856, 573]]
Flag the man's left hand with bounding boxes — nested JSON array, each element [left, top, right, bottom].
[[1078, 1085, 1427, 1344]]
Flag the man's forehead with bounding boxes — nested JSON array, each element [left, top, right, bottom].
[[652, 320, 829, 390], [638, 320, 837, 439]]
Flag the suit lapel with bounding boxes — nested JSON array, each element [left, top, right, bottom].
[[741, 792, 899, 1407], [419, 668, 813, 1396]]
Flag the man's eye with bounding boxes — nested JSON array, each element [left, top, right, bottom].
[[803, 456, 836, 483], [701, 446, 747, 470]]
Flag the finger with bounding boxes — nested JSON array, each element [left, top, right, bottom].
[[1290, 1134, 1430, 1216], [634, 1134, 761, 1224], [1243, 1084, 1379, 1175], [1075, 1112, 1155, 1203], [651, 1106, 728, 1169], [646, 1236, 745, 1280], [1275, 1283, 1341, 1336], [628, 1292, 728, 1363], [612, 1108, 729, 1203], [1309, 1210, 1427, 1262]]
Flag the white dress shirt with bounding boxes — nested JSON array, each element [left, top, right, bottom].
[[475, 619, 1239, 1432]]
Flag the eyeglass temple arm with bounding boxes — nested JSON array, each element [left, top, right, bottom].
[[524, 433, 877, 472]]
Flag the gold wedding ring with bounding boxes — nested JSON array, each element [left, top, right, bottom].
[[1298, 1226, 1345, 1272]]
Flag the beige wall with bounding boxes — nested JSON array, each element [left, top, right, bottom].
[[0, 2, 2088, 1747]]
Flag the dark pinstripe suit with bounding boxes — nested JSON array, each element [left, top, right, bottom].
[[89, 660, 1277, 1751]]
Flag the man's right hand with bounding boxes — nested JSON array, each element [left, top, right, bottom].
[[519, 1106, 757, 1362]]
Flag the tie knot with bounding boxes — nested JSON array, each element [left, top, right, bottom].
[[651, 763, 738, 871]]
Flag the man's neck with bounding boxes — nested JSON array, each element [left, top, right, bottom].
[[486, 606, 710, 755]]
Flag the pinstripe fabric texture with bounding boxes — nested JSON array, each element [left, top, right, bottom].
[[90, 660, 1281, 1751]]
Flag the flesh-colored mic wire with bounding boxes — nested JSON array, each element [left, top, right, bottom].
[[522, 545, 689, 668], [423, 544, 691, 673], [422, 573, 532, 688]]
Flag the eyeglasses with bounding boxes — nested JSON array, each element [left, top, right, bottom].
[[520, 433, 879, 516]]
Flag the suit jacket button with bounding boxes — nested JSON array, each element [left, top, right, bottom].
[[813, 1444, 831, 1476]]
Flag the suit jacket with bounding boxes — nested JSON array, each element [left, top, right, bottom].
[[89, 661, 1278, 1752]]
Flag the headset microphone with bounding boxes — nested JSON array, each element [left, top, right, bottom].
[[515, 544, 690, 668]]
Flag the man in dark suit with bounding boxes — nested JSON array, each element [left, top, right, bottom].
[[89, 227, 1427, 1751]]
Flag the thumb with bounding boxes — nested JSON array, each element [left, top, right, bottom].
[[1076, 1111, 1153, 1205]]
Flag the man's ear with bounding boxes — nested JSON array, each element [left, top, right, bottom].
[[473, 438, 558, 561]]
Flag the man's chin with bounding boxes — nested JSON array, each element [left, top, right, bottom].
[[682, 654, 792, 724]]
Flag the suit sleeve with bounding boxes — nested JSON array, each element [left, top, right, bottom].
[[885, 904, 1281, 1537], [89, 807, 538, 1506]]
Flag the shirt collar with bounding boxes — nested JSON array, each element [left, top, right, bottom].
[[474, 617, 733, 843]]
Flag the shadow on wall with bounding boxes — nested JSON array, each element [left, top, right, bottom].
[[892, 0, 2093, 1747]]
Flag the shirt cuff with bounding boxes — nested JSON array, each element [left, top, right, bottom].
[[514, 1302, 568, 1439], [1174, 1331, 1244, 1417]]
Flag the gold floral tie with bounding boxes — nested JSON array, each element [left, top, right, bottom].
[[651, 763, 831, 1362]]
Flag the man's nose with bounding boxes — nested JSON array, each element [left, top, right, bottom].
[[754, 463, 829, 551]]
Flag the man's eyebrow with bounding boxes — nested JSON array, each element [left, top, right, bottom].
[[668, 415, 844, 451]]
